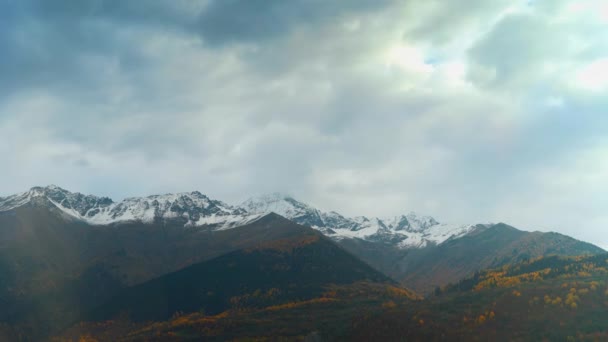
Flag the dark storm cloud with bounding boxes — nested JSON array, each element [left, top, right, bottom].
[[195, 0, 392, 45], [0, 0, 196, 97], [0, 0, 212, 162], [26, 0, 193, 25], [0, 0, 390, 90]]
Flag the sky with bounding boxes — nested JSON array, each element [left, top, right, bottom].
[[1, 0, 607, 248]]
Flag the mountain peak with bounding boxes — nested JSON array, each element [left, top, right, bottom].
[[242, 193, 325, 228], [30, 184, 61, 191], [1, 185, 108, 214], [242, 193, 307, 210], [28, 184, 70, 196]]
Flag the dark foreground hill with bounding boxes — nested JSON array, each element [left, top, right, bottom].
[[86, 230, 394, 323], [55, 282, 420, 341], [55, 253, 608, 341], [347, 253, 608, 341], [55, 231, 416, 341]]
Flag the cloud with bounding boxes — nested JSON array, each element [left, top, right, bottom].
[[467, 0, 608, 90], [194, 0, 394, 45], [0, 0, 607, 247]]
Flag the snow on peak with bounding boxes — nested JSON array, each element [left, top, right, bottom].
[[0, 186, 260, 229], [241, 193, 325, 227], [242, 193, 305, 212], [0, 186, 484, 249], [241, 193, 478, 248], [0, 185, 114, 215], [383, 212, 440, 232]]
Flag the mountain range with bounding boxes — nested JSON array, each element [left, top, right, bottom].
[[1, 186, 475, 248], [0, 185, 605, 340], [242, 192, 479, 249], [0, 185, 259, 229], [1, 185, 602, 293], [0, 198, 396, 340]]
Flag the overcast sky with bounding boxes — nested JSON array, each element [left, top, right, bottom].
[[1, 0, 607, 247]]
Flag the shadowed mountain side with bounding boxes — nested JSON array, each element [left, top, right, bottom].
[[0, 201, 321, 302], [2, 202, 380, 339], [57, 254, 608, 341], [397, 224, 604, 293], [86, 233, 395, 323], [56, 282, 420, 341], [76, 213, 326, 287], [336, 224, 604, 294]]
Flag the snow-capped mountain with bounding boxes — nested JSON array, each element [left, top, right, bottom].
[[0, 186, 483, 249], [241, 193, 326, 228], [0, 185, 261, 229], [241, 194, 481, 248]]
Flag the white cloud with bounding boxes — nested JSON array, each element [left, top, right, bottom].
[[575, 58, 608, 91], [0, 0, 607, 247]]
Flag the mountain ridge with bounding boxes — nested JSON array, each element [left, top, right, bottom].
[[0, 185, 261, 229], [1, 185, 605, 340], [2, 186, 603, 255], [1, 186, 482, 249], [242, 193, 483, 248]]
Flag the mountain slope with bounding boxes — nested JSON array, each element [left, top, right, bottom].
[[395, 223, 605, 293], [241, 193, 605, 293], [348, 253, 608, 341], [0, 198, 302, 303], [56, 229, 417, 341], [86, 227, 394, 323], [57, 253, 608, 341], [1, 202, 370, 339], [58, 282, 420, 341], [2, 186, 603, 297]]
